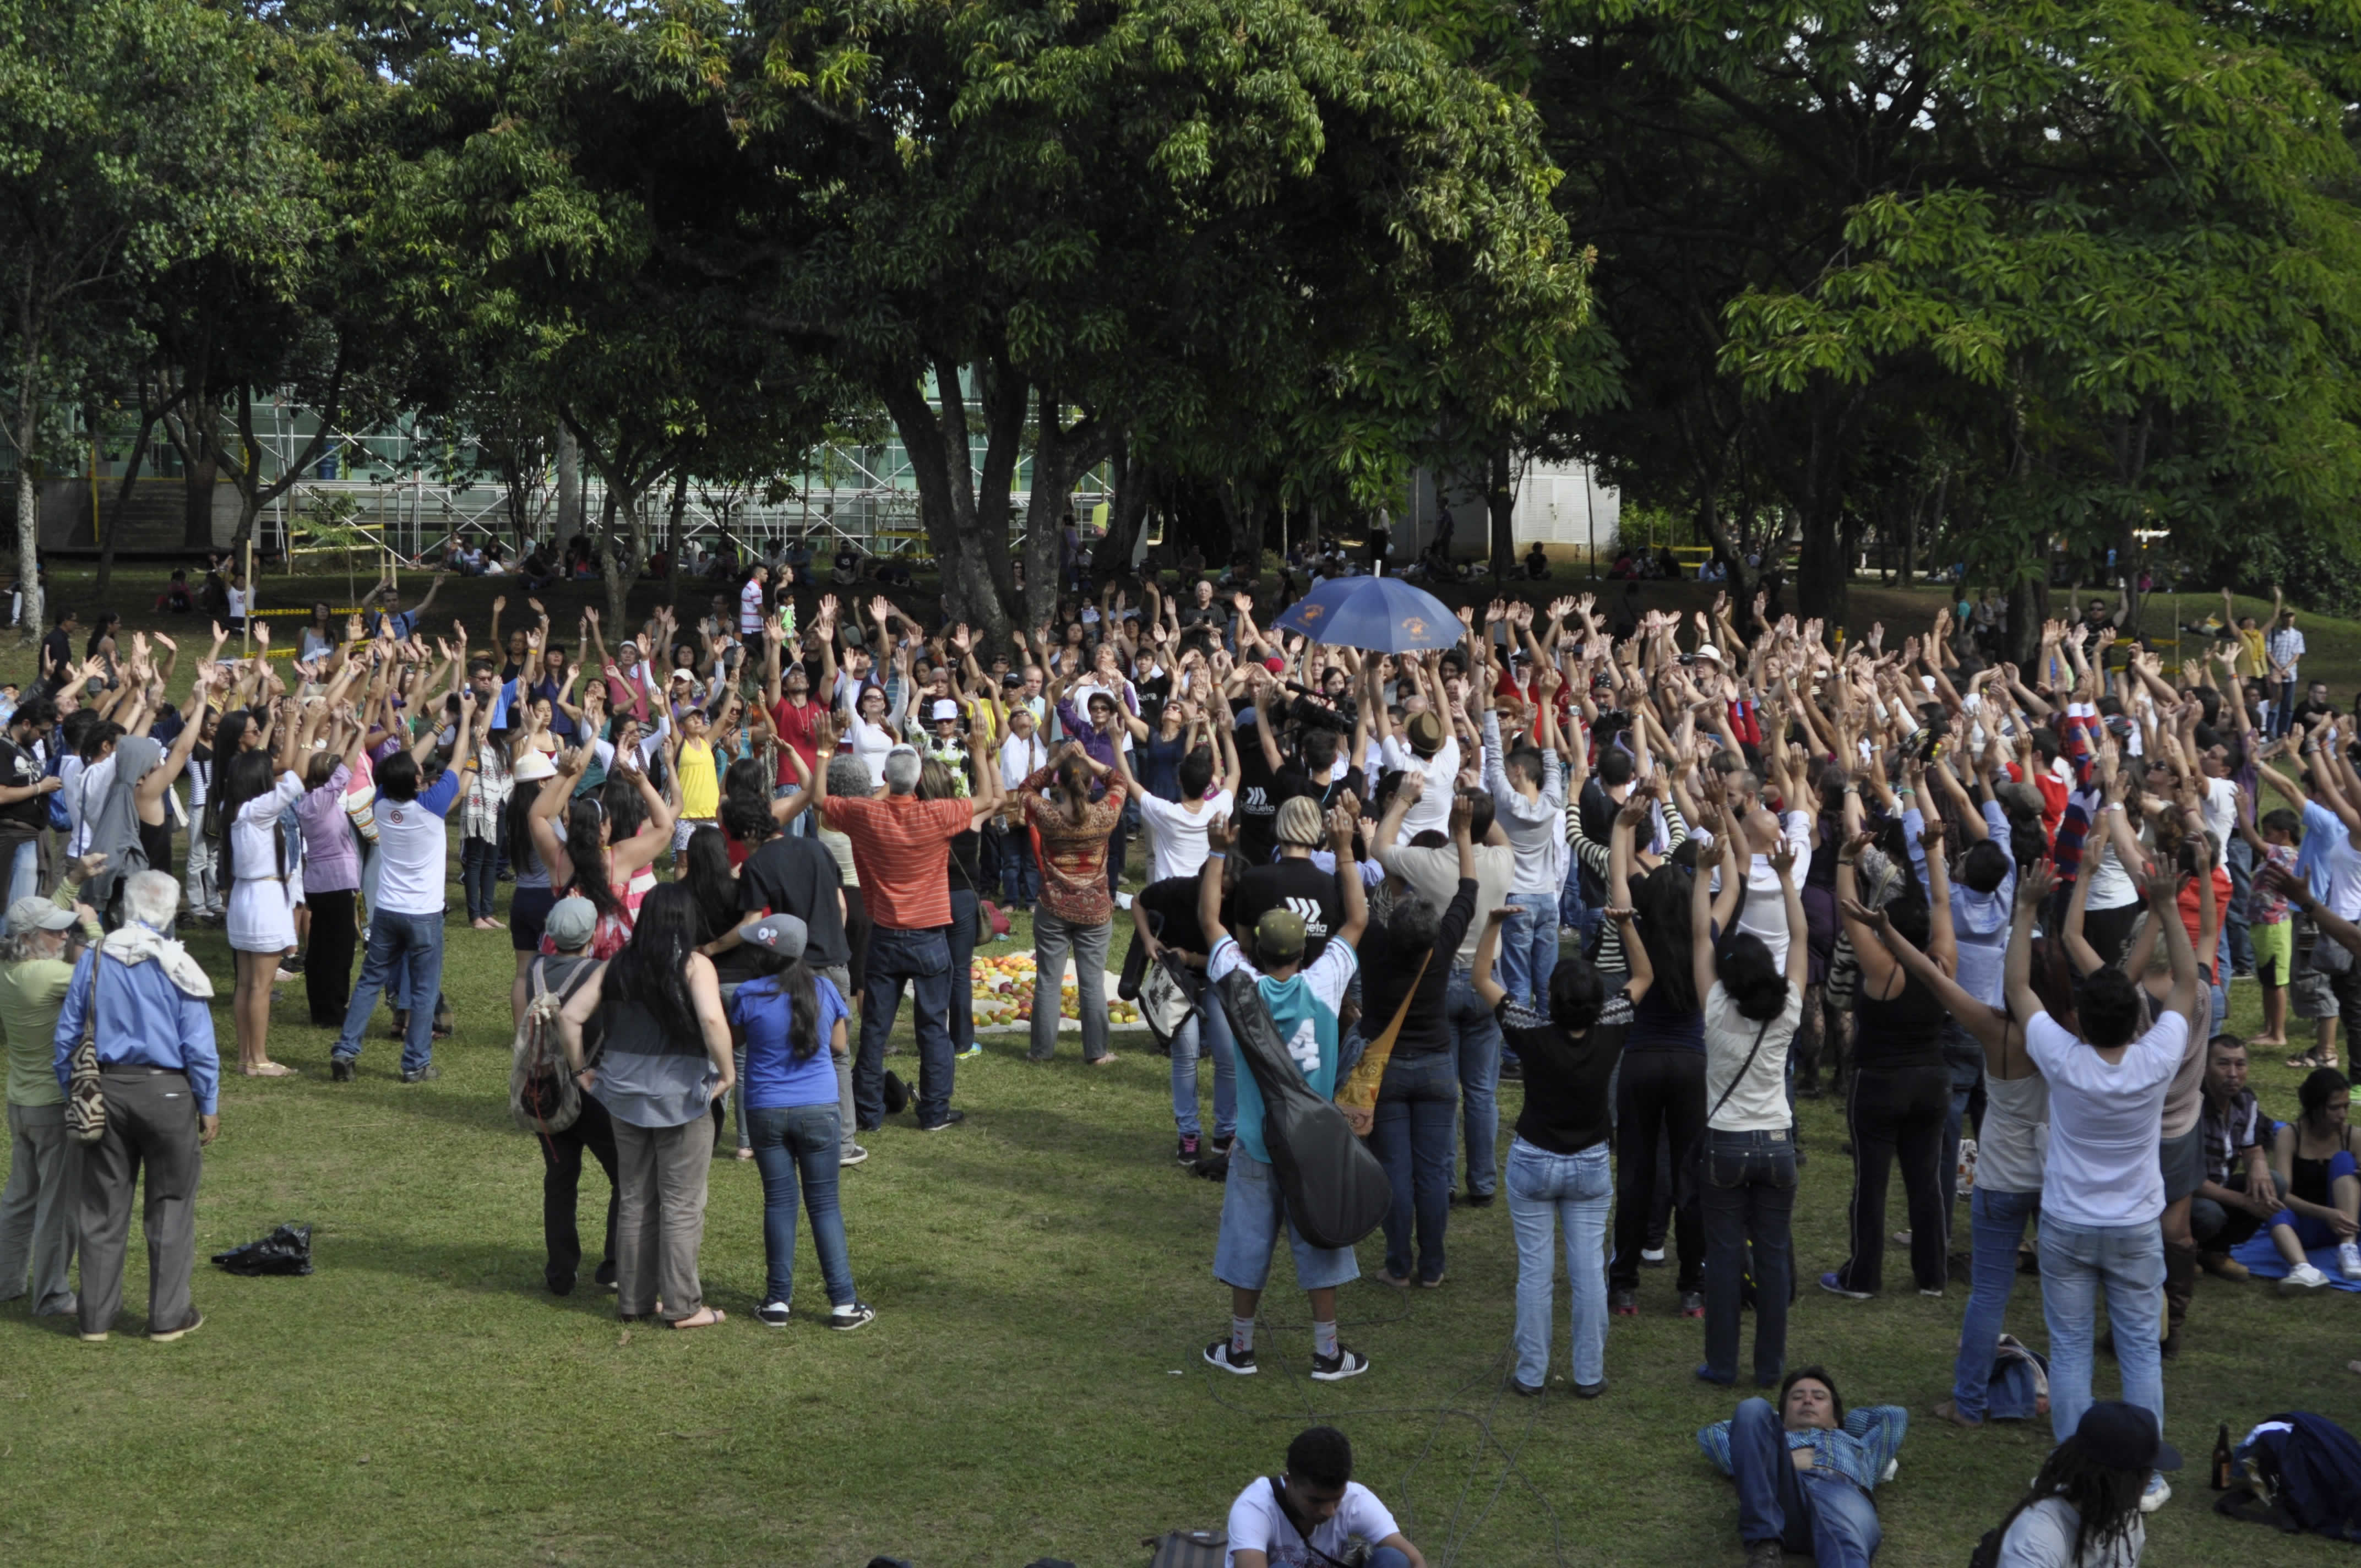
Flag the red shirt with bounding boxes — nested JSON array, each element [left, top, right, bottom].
[[771, 696, 824, 787], [2178, 867, 2233, 984], [822, 793, 970, 929]]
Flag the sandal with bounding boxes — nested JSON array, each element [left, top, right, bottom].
[[668, 1308, 726, 1330], [2288, 1052, 2326, 1071]]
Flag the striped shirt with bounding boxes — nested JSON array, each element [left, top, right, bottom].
[[823, 793, 970, 929], [2268, 624, 2305, 679]]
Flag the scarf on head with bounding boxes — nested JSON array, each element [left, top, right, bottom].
[[99, 921, 214, 1000], [85, 734, 163, 908]]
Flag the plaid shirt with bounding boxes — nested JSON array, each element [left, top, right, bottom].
[[2202, 1086, 2264, 1186], [1699, 1406, 1910, 1494], [2268, 624, 2305, 678]]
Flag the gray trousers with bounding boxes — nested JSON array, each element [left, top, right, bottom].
[[77, 1066, 203, 1337], [1029, 910, 1111, 1062], [0, 1101, 80, 1314], [612, 1116, 710, 1322]]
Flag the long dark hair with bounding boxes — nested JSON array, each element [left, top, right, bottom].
[[599, 882, 700, 1042], [215, 748, 280, 883], [1629, 862, 1699, 1014], [1988, 1439, 2145, 1565], [505, 772, 552, 879], [744, 943, 823, 1059], [680, 826, 738, 943], [720, 756, 776, 849], [562, 797, 624, 919]]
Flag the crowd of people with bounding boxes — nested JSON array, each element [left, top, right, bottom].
[[0, 554, 2353, 1566]]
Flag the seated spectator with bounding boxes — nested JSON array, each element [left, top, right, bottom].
[[2190, 1035, 2274, 1278], [1223, 1425, 1427, 1568], [1522, 541, 1549, 580], [2264, 1065, 2360, 1288], [1698, 1365, 1907, 1568], [152, 570, 194, 615], [1983, 1400, 2170, 1567]]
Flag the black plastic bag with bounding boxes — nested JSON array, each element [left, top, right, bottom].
[[211, 1223, 314, 1277], [1216, 971, 1389, 1250]]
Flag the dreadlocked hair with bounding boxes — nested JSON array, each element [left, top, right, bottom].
[[1990, 1439, 2146, 1566]]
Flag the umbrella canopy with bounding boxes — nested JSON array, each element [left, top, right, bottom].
[[1267, 575, 1462, 653]]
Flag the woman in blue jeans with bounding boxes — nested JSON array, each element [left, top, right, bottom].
[[1477, 896, 1649, 1397], [727, 913, 875, 1331]]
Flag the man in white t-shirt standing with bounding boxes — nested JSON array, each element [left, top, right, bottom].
[[2006, 864, 2201, 1513], [1224, 1426, 1426, 1568], [1376, 709, 1459, 842], [330, 690, 482, 1085], [739, 565, 768, 637]]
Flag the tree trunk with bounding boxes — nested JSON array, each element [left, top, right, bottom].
[[1024, 386, 1116, 639], [664, 467, 688, 610], [1100, 434, 1153, 575], [599, 487, 634, 629], [1486, 447, 1518, 580], [13, 416, 39, 647], [94, 405, 161, 596], [884, 358, 1027, 651], [554, 423, 580, 545]]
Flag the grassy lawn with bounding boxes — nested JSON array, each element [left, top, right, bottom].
[[0, 564, 2353, 1567]]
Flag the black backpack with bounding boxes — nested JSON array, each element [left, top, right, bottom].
[[1216, 969, 1389, 1250], [2217, 1411, 2361, 1543]]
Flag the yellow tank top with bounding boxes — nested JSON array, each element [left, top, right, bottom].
[[678, 738, 719, 819]]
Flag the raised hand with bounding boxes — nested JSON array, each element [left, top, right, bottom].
[[493, 595, 507, 615]]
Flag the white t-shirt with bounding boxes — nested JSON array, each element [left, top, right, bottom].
[[2201, 776, 2238, 869], [2026, 1009, 2187, 1228], [1704, 810, 1811, 970], [1224, 1477, 1400, 1568], [230, 772, 304, 881], [1000, 732, 1046, 792], [1140, 788, 1233, 884], [1703, 981, 1803, 1133], [1379, 733, 1460, 841], [372, 777, 458, 916], [739, 578, 765, 634]]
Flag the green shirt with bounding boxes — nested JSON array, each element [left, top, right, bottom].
[[0, 956, 77, 1107]]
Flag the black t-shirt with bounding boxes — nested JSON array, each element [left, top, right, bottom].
[[39, 628, 70, 680], [945, 827, 981, 894], [1499, 989, 1633, 1155], [739, 834, 850, 968], [1133, 875, 1211, 959], [0, 737, 42, 842], [1232, 719, 1283, 865], [1134, 671, 1172, 737], [1232, 857, 1344, 965], [1359, 878, 1475, 1057]]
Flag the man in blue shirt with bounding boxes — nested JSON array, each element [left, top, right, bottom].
[[361, 569, 444, 643], [1698, 1366, 1908, 1568], [1197, 803, 1369, 1383], [52, 868, 220, 1342]]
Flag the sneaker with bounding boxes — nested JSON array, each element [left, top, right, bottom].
[[1609, 1288, 1638, 1317], [281, 955, 306, 976], [839, 1145, 869, 1167], [918, 1109, 966, 1133], [1176, 1134, 1201, 1166], [1820, 1272, 1874, 1300], [1211, 1134, 1235, 1156], [1510, 1378, 1545, 1398], [1678, 1291, 1705, 1319], [1640, 1246, 1666, 1266], [1745, 1541, 1785, 1568], [2140, 1473, 2171, 1513], [1204, 1338, 1258, 1376], [148, 1311, 204, 1344], [1572, 1380, 1606, 1400], [826, 1302, 875, 1331], [2282, 1261, 2332, 1292], [1919, 1287, 1947, 1300], [754, 1302, 791, 1329], [401, 1064, 440, 1084], [2342, 1242, 2361, 1281], [1310, 1346, 1369, 1382], [955, 1044, 982, 1060], [386, 1010, 409, 1041], [330, 1057, 356, 1083]]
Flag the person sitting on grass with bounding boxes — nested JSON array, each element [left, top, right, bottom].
[[2260, 1065, 2360, 1289], [1198, 802, 1370, 1383], [1982, 1401, 2172, 1567], [1697, 1365, 1908, 1568], [1224, 1425, 1427, 1568], [2190, 1035, 2275, 1281]]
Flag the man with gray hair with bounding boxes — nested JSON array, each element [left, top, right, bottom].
[[52, 869, 219, 1342], [814, 737, 999, 1133]]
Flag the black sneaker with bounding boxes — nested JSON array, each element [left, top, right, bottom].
[[1203, 1338, 1257, 1375], [1610, 1288, 1637, 1316], [330, 1057, 356, 1083], [755, 1301, 791, 1329], [1176, 1134, 1201, 1166], [1310, 1346, 1369, 1382], [1211, 1134, 1234, 1156], [918, 1109, 965, 1133], [281, 955, 306, 976], [401, 1064, 440, 1084], [1510, 1377, 1545, 1398], [825, 1302, 876, 1331], [385, 1010, 409, 1040], [1679, 1291, 1705, 1319]]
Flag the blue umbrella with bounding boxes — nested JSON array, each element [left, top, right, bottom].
[[1267, 575, 1462, 652]]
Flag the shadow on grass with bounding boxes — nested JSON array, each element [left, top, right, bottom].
[[320, 1229, 625, 1318]]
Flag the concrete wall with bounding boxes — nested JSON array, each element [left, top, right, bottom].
[[36, 477, 240, 556], [1396, 457, 1619, 559]]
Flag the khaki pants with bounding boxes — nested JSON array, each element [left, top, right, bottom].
[[77, 1067, 203, 1337], [612, 1117, 710, 1322], [0, 1101, 80, 1314]]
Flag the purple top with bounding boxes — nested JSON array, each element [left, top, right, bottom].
[[1055, 696, 1123, 772], [295, 763, 361, 893]]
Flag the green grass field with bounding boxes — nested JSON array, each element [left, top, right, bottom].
[[0, 564, 2354, 1568]]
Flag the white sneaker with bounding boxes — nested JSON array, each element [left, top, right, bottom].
[[2281, 1261, 2332, 1292], [2139, 1473, 2170, 1513], [2341, 1242, 2361, 1281]]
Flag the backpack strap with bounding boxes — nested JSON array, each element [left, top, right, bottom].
[[1265, 1478, 1355, 1568]]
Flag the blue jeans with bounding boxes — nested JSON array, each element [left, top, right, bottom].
[[946, 889, 978, 1052], [1373, 1050, 1459, 1283], [1700, 1128, 1797, 1386], [5, 837, 35, 908], [2273, 678, 2297, 738], [332, 908, 444, 1075], [855, 925, 956, 1128], [1940, 1021, 1983, 1222], [1951, 1185, 2040, 1421], [1447, 968, 1503, 1198], [1505, 1137, 1612, 1389], [1726, 1398, 1883, 1566], [1499, 892, 1560, 1010], [460, 835, 498, 921], [1169, 1001, 1236, 1141], [2226, 835, 2255, 973], [745, 1101, 854, 1309], [2038, 1211, 2164, 1447], [998, 825, 1041, 907]]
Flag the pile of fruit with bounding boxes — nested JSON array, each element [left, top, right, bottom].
[[971, 951, 1143, 1030]]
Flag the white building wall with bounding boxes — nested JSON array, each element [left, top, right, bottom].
[[1396, 457, 1619, 559]]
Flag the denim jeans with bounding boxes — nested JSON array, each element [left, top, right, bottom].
[[333, 908, 445, 1075], [1700, 1128, 1797, 1387], [746, 1101, 855, 1309], [2039, 1211, 2165, 1447], [856, 924, 956, 1128], [4, 837, 36, 909], [998, 824, 1041, 907], [1499, 892, 1560, 1010], [946, 888, 979, 1052], [1446, 968, 1504, 1198], [1951, 1185, 2040, 1421], [184, 829, 221, 916], [460, 835, 499, 920], [1373, 1050, 1459, 1283], [1030, 910, 1111, 1062], [1169, 1000, 1236, 1141], [1726, 1397, 1883, 1566], [2226, 835, 2255, 973], [1505, 1137, 1613, 1389], [1939, 1021, 1983, 1221]]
